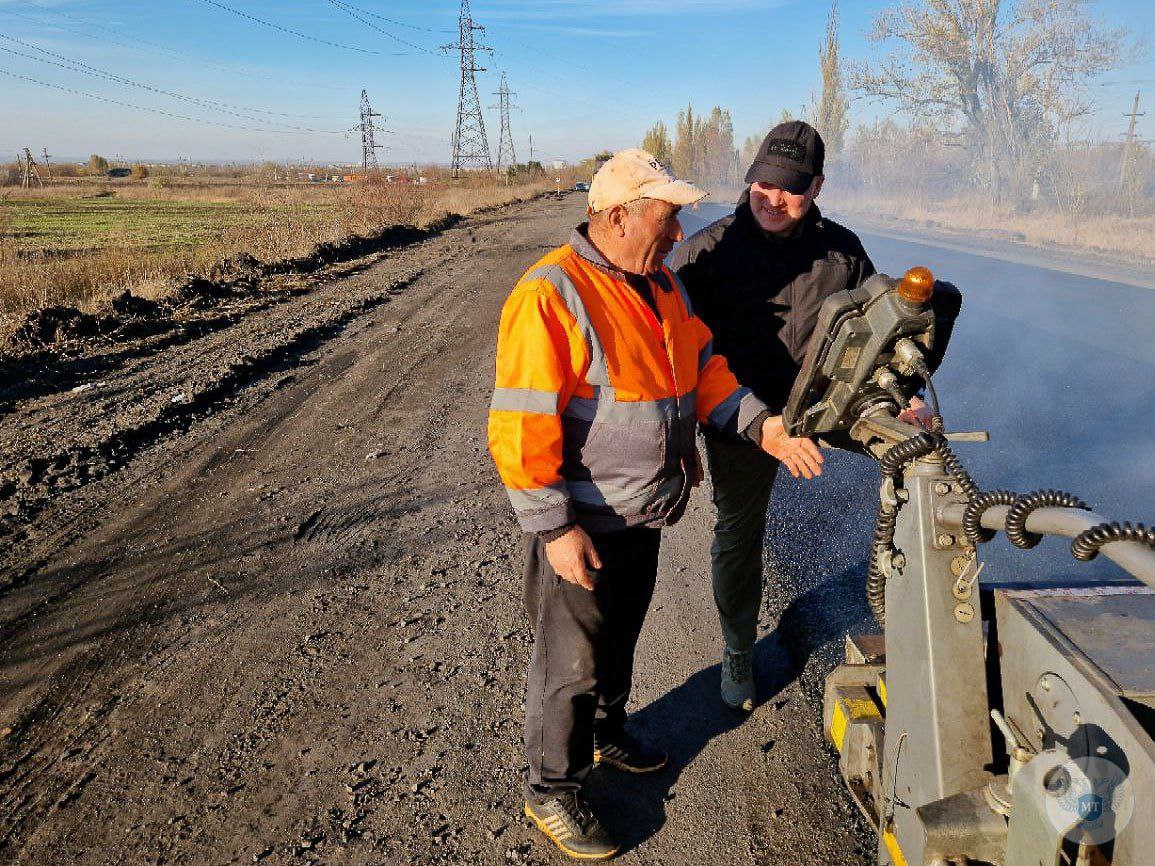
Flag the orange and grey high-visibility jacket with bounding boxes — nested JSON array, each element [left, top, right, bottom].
[[488, 227, 769, 534]]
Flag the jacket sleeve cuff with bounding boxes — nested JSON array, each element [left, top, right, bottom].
[[537, 522, 576, 543], [514, 498, 576, 535], [706, 387, 770, 438], [735, 390, 770, 437], [742, 409, 772, 445]]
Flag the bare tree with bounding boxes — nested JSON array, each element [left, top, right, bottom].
[[816, 2, 849, 161], [673, 104, 698, 181], [701, 106, 738, 186], [667, 105, 740, 187], [741, 134, 762, 169], [642, 121, 673, 166], [850, 0, 1131, 203]]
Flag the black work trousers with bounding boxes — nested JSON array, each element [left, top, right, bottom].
[[522, 526, 661, 801]]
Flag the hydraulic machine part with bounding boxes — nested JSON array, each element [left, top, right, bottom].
[[783, 267, 1155, 866]]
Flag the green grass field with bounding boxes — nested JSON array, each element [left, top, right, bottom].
[[0, 195, 322, 254], [0, 175, 567, 335]]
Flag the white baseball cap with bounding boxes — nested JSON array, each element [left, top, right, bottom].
[[588, 148, 706, 212]]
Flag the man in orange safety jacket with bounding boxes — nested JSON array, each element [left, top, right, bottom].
[[488, 149, 823, 860]]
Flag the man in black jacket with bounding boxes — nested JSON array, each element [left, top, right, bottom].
[[669, 121, 876, 711]]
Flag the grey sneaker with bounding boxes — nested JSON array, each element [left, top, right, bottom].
[[721, 648, 754, 711], [525, 792, 619, 860]]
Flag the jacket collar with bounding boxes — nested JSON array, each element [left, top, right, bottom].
[[569, 223, 674, 293], [734, 188, 823, 242]]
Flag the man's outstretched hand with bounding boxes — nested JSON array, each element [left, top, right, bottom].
[[897, 395, 936, 430], [544, 525, 603, 591], [759, 415, 824, 479]]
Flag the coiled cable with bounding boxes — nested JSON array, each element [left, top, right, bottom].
[[863, 361, 1148, 622], [963, 491, 1017, 544], [867, 432, 938, 624], [932, 433, 979, 498], [1005, 489, 1090, 549], [1071, 521, 1155, 561]]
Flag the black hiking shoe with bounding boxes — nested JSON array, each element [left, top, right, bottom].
[[524, 792, 619, 860], [593, 731, 668, 773]]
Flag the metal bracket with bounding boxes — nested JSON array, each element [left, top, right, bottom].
[[931, 484, 972, 550]]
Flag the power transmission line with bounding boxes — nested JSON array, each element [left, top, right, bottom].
[[4, 1, 346, 92], [41, 147, 52, 181], [444, 0, 492, 177], [0, 34, 343, 129], [357, 89, 384, 172], [190, 0, 380, 54], [322, 1, 452, 34], [0, 66, 343, 135], [325, 0, 439, 55], [490, 72, 518, 175]]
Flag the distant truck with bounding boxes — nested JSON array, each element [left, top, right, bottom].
[[107, 168, 132, 178]]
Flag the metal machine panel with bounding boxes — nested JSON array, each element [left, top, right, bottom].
[[1025, 589, 1155, 698], [995, 586, 1155, 865]]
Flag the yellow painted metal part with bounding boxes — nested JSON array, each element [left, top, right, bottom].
[[830, 693, 882, 752], [882, 829, 908, 866], [877, 672, 887, 708], [831, 701, 849, 752]]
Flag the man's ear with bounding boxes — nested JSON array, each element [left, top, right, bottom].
[[811, 175, 825, 198], [606, 204, 628, 237]]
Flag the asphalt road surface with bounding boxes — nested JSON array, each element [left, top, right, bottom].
[[683, 201, 1155, 585], [0, 193, 1149, 866]]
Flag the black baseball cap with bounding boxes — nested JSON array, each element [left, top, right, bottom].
[[744, 120, 825, 194]]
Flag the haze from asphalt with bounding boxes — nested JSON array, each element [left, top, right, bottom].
[[678, 202, 1155, 586]]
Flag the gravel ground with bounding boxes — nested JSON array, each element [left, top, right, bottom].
[[0, 194, 876, 866]]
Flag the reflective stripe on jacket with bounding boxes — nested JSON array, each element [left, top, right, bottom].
[[488, 226, 768, 534]]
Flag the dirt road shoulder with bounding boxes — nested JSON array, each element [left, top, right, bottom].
[[0, 194, 871, 866]]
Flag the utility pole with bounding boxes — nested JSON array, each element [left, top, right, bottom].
[[20, 147, 43, 188], [41, 147, 53, 182], [1118, 90, 1144, 192], [444, 0, 492, 178], [357, 89, 384, 175], [490, 72, 518, 179]]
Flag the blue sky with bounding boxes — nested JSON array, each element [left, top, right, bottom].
[[1, 0, 1152, 165]]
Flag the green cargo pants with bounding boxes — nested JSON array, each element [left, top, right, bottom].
[[703, 433, 779, 653]]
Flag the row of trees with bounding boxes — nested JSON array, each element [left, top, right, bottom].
[[638, 3, 849, 189], [849, 0, 1135, 205], [635, 0, 1140, 211], [839, 117, 1154, 216], [642, 105, 741, 188]]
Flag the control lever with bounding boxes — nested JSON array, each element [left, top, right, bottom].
[[944, 431, 990, 443]]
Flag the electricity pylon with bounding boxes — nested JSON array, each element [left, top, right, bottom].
[[358, 89, 384, 174], [491, 72, 518, 177], [20, 148, 43, 188], [444, 0, 491, 177]]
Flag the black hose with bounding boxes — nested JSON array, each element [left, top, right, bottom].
[[867, 432, 938, 625], [867, 503, 897, 623], [1005, 489, 1090, 549], [963, 491, 1017, 544], [1071, 521, 1155, 561], [932, 433, 979, 498], [864, 361, 1147, 625]]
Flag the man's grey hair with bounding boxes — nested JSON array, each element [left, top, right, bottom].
[[588, 197, 656, 227]]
